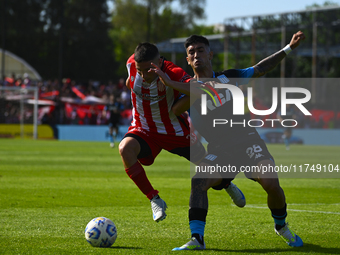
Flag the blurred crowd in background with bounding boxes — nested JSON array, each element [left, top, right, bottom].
[[1, 75, 340, 129], [0, 75, 132, 126]]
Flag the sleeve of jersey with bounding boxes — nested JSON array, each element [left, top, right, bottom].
[[164, 62, 191, 99], [165, 64, 191, 83], [236, 67, 254, 85], [126, 54, 135, 79]]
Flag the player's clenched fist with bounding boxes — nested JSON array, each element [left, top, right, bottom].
[[290, 31, 306, 49]]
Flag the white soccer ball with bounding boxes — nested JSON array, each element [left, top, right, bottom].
[[85, 217, 117, 247]]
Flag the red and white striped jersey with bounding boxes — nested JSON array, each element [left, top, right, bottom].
[[126, 54, 191, 136]]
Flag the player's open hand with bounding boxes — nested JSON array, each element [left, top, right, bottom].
[[289, 31, 305, 49]]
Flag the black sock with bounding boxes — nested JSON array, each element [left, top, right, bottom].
[[189, 208, 207, 222], [275, 223, 286, 231], [270, 204, 287, 230], [211, 178, 233, 190], [189, 208, 207, 245]]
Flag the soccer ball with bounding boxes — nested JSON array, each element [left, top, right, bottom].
[[85, 217, 117, 247]]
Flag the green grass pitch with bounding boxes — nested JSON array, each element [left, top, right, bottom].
[[0, 139, 339, 254]]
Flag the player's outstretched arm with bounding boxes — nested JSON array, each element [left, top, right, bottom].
[[252, 31, 305, 78], [149, 63, 203, 98]]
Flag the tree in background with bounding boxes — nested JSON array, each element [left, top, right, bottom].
[[220, 1, 340, 79], [1, 0, 117, 81], [306, 0, 339, 9], [110, 0, 206, 77]]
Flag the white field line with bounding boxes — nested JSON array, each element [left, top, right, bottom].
[[239, 204, 340, 215], [288, 203, 340, 206]]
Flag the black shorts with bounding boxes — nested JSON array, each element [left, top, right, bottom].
[[200, 138, 274, 180], [109, 122, 119, 128]]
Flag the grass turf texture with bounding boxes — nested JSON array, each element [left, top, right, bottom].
[[0, 139, 340, 254]]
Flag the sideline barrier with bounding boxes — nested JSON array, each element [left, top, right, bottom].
[[55, 125, 340, 146], [56, 125, 128, 142], [256, 128, 340, 146], [0, 124, 54, 139], [2, 124, 340, 145]]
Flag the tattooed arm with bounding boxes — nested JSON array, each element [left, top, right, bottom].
[[252, 31, 305, 78]]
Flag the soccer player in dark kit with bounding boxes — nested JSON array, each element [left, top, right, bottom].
[[151, 31, 305, 250]]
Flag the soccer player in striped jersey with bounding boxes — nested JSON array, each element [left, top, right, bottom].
[[119, 43, 244, 223], [151, 31, 305, 249]]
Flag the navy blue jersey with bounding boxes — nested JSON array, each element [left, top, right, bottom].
[[105, 102, 124, 123], [191, 68, 261, 147]]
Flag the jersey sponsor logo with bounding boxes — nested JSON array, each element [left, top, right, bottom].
[[205, 154, 217, 161], [198, 78, 234, 115], [202, 88, 232, 115], [217, 74, 230, 84], [201, 84, 241, 115], [142, 81, 152, 88], [133, 89, 166, 101], [198, 83, 224, 115], [131, 76, 134, 82]]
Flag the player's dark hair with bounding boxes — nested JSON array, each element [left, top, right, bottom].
[[184, 35, 210, 49], [134, 42, 160, 63]]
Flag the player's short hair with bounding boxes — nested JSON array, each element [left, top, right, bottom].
[[184, 35, 210, 49], [134, 43, 160, 63]]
